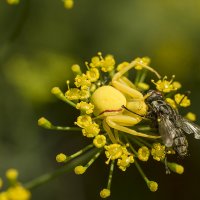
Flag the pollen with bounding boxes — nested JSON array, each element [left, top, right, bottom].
[[74, 166, 86, 175], [101, 55, 115, 72], [6, 169, 18, 181], [174, 93, 191, 107], [100, 189, 111, 198], [185, 112, 196, 121], [82, 123, 100, 138], [138, 146, 150, 161], [90, 56, 102, 68], [151, 143, 165, 161], [79, 89, 90, 100], [56, 153, 67, 163], [76, 101, 94, 114], [93, 135, 107, 148]]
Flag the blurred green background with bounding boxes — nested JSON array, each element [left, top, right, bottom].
[[1, 0, 200, 199]]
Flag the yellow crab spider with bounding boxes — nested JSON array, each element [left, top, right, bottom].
[[91, 60, 161, 143]]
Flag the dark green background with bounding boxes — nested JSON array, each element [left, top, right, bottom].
[[1, 0, 200, 199]]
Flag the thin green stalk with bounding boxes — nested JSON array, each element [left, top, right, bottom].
[[51, 125, 81, 131], [25, 147, 98, 190], [85, 150, 102, 168], [134, 159, 148, 183], [107, 160, 115, 190]]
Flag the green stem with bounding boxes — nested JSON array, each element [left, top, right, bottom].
[[25, 147, 98, 190], [85, 150, 102, 168], [51, 125, 81, 131], [134, 159, 148, 183], [107, 160, 115, 190]]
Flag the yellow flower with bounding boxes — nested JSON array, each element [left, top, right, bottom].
[[172, 81, 182, 90], [71, 64, 82, 75], [167, 162, 184, 174], [74, 166, 86, 175], [56, 153, 67, 163], [63, 0, 74, 9], [65, 88, 80, 100], [185, 112, 196, 121], [151, 143, 165, 161], [74, 74, 91, 89], [100, 189, 110, 198], [105, 144, 123, 162], [134, 57, 151, 70], [6, 0, 20, 5], [89, 56, 102, 68], [117, 61, 129, 71], [174, 93, 191, 107], [76, 101, 94, 114], [117, 154, 134, 171], [152, 76, 177, 93], [138, 146, 150, 161], [79, 89, 90, 100], [93, 135, 107, 148], [147, 181, 158, 192], [101, 55, 115, 72], [86, 68, 100, 82], [75, 115, 92, 128], [165, 98, 177, 109], [6, 169, 18, 181], [7, 185, 31, 200], [82, 123, 100, 138]]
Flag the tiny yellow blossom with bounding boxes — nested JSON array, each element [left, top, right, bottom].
[[165, 98, 177, 109], [74, 166, 86, 175], [65, 88, 80, 100], [86, 68, 100, 82], [174, 93, 191, 107], [137, 82, 150, 91], [79, 89, 90, 100], [151, 143, 165, 161], [100, 189, 111, 198], [71, 64, 82, 75], [6, 169, 18, 181], [6, 0, 20, 5], [117, 154, 134, 171], [105, 144, 123, 162], [167, 162, 184, 174], [101, 55, 115, 72], [89, 56, 102, 68], [76, 101, 94, 114], [134, 57, 150, 70], [152, 76, 177, 93], [147, 181, 158, 192], [117, 61, 129, 71], [138, 146, 150, 161], [74, 74, 91, 89], [185, 112, 196, 121], [93, 135, 106, 148], [38, 117, 52, 129], [63, 0, 74, 9], [82, 123, 100, 138], [56, 153, 67, 163], [75, 115, 92, 128], [6, 185, 31, 200], [172, 81, 182, 90]]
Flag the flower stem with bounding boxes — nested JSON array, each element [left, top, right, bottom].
[[51, 125, 81, 131], [25, 147, 98, 190], [134, 159, 148, 183], [107, 160, 115, 190]]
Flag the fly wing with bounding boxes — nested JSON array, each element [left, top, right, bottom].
[[158, 116, 176, 147], [181, 117, 200, 139]]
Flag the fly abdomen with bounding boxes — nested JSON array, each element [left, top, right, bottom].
[[173, 134, 188, 157]]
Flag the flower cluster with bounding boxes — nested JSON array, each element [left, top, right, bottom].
[[0, 169, 31, 200], [39, 53, 197, 198]]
